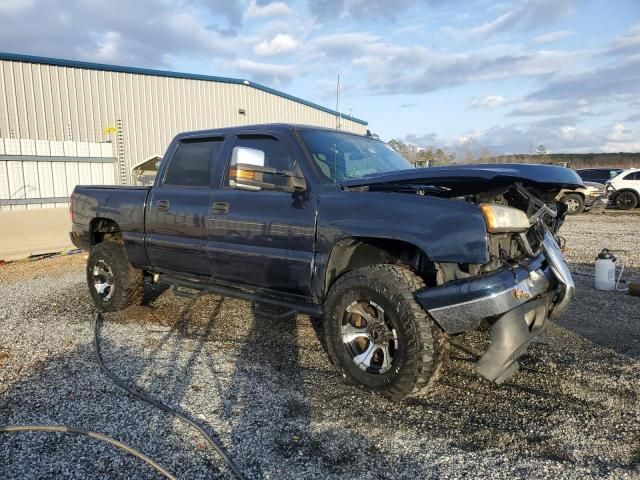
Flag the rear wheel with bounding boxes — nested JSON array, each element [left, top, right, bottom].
[[560, 194, 585, 215], [323, 265, 449, 401], [614, 191, 638, 210], [87, 241, 144, 312]]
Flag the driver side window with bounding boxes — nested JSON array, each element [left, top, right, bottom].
[[226, 135, 300, 190]]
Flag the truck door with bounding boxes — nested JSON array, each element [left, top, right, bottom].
[[207, 133, 316, 296], [145, 136, 224, 276]]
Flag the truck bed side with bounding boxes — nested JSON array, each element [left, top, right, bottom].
[[70, 185, 152, 267]]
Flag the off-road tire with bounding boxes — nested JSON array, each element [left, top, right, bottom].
[[614, 191, 638, 210], [87, 241, 144, 312], [560, 193, 585, 215], [324, 264, 449, 401]]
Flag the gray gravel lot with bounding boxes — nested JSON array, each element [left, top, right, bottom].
[[1, 212, 639, 479]]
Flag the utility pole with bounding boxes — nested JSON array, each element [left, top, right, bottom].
[[336, 74, 341, 130]]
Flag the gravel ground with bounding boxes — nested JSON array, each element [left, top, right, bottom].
[[1, 212, 639, 479]]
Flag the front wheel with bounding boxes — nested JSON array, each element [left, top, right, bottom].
[[560, 194, 585, 215], [614, 191, 638, 210], [87, 241, 144, 312], [323, 265, 449, 401]]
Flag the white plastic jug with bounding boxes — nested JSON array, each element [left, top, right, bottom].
[[595, 249, 616, 291]]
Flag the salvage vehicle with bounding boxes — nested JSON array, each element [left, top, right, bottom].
[[557, 181, 607, 215], [70, 124, 580, 400], [606, 168, 640, 210]]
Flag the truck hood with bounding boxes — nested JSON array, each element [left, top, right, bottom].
[[340, 163, 583, 196]]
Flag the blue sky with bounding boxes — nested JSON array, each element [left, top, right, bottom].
[[1, 0, 639, 155]]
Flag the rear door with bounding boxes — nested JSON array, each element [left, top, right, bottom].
[[620, 171, 640, 193], [207, 132, 316, 296], [145, 136, 224, 276]]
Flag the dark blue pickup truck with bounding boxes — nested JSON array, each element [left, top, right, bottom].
[[70, 124, 580, 400]]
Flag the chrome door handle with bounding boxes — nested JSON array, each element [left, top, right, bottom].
[[211, 202, 229, 214], [155, 200, 170, 211]]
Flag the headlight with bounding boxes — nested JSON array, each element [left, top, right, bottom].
[[480, 204, 530, 233]]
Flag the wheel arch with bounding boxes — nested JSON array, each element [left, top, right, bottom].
[[322, 236, 436, 298], [614, 188, 640, 201], [562, 191, 585, 200], [89, 217, 123, 245]]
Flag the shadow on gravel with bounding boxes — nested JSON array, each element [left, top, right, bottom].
[[0, 340, 214, 479], [0, 293, 238, 479], [558, 262, 640, 359], [215, 303, 398, 479], [4, 280, 640, 479]]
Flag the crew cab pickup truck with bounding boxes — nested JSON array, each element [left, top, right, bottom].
[[70, 124, 580, 400]]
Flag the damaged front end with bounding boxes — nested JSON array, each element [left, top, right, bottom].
[[415, 183, 577, 383], [341, 163, 581, 384], [417, 226, 574, 383]]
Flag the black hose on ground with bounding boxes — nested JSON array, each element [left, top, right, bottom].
[[0, 425, 176, 479], [0, 312, 246, 480], [93, 311, 246, 480]]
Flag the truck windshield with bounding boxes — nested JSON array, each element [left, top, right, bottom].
[[300, 130, 413, 182]]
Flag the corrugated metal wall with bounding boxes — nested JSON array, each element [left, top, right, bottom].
[[0, 138, 116, 211], [0, 58, 367, 184]]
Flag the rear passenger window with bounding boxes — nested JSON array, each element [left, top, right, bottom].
[[164, 138, 223, 187]]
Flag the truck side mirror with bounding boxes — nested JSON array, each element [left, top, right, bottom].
[[229, 147, 306, 193]]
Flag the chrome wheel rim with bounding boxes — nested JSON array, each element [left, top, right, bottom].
[[92, 260, 115, 301], [341, 300, 397, 374], [565, 198, 579, 212]]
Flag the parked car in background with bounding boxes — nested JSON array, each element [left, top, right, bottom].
[[557, 181, 608, 215], [575, 168, 624, 184], [607, 168, 640, 210]]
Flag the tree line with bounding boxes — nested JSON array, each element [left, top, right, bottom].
[[387, 138, 640, 169], [387, 139, 455, 167]]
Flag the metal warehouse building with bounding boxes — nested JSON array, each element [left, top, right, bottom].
[[0, 52, 367, 260]]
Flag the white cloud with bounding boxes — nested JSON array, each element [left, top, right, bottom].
[[533, 30, 574, 44], [245, 0, 291, 18], [508, 99, 569, 116], [468, 95, 508, 109], [233, 59, 295, 86], [604, 22, 640, 56], [253, 33, 301, 56], [357, 45, 578, 95], [442, 119, 640, 155], [87, 31, 122, 63], [312, 32, 381, 57], [443, 0, 576, 41], [0, 0, 32, 12], [0, 0, 236, 67]]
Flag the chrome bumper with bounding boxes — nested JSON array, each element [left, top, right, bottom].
[[477, 230, 575, 383], [540, 229, 575, 319], [416, 228, 575, 384]]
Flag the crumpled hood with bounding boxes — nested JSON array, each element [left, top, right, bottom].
[[340, 163, 583, 195]]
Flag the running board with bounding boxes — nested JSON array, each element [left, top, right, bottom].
[[161, 275, 322, 318], [251, 302, 297, 321], [171, 284, 203, 299]]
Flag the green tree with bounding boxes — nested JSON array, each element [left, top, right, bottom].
[[387, 139, 409, 158], [414, 148, 433, 167]]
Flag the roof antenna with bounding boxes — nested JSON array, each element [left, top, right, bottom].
[[336, 74, 341, 130]]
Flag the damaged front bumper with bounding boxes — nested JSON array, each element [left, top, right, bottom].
[[415, 229, 575, 383]]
